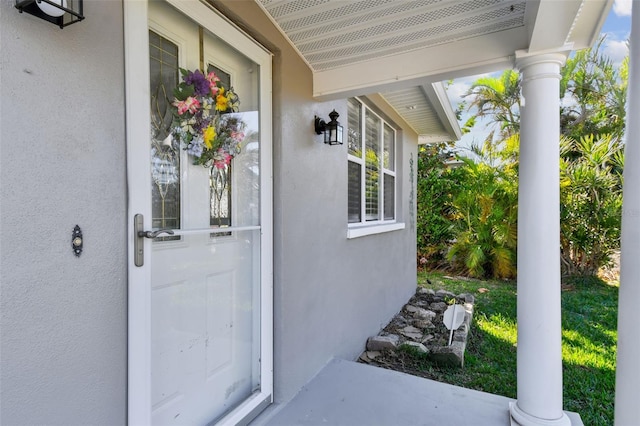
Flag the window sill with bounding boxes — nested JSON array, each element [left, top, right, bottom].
[[347, 222, 405, 239]]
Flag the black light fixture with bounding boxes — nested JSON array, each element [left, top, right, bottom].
[[315, 109, 343, 145], [15, 0, 84, 29]]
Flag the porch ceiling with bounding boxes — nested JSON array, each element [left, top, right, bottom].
[[256, 0, 612, 141]]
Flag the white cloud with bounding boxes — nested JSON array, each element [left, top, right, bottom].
[[444, 73, 492, 107], [446, 81, 471, 106], [561, 91, 578, 111], [443, 72, 504, 155], [613, 0, 632, 17], [603, 37, 629, 66]]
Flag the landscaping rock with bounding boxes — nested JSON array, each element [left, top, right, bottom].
[[429, 301, 448, 312], [400, 341, 428, 354], [413, 319, 434, 329], [417, 287, 436, 296], [421, 334, 435, 343], [366, 351, 381, 359], [460, 293, 475, 304], [453, 330, 467, 342], [436, 289, 457, 299], [359, 350, 383, 364], [428, 341, 466, 367], [404, 305, 436, 321], [359, 286, 475, 371], [389, 315, 410, 328], [366, 334, 400, 351], [401, 325, 423, 341]]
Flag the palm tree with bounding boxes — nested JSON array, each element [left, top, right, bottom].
[[447, 159, 518, 279], [560, 37, 628, 140], [464, 69, 521, 140], [560, 134, 624, 276]]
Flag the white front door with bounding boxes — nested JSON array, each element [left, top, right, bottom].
[[125, 1, 273, 424]]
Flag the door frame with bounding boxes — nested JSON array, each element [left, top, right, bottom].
[[124, 1, 273, 423]]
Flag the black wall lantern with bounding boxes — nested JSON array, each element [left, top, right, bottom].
[[315, 110, 343, 145], [15, 0, 84, 28]]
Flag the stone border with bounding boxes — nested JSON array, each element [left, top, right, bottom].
[[360, 287, 475, 367]]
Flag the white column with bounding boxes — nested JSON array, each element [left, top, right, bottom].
[[615, 2, 640, 425], [510, 52, 571, 426]]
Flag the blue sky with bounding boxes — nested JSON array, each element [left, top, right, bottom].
[[446, 0, 632, 155]]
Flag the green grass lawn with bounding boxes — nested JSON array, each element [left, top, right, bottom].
[[417, 271, 618, 426]]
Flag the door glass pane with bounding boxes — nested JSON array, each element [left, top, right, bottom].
[[206, 67, 232, 233], [207, 64, 231, 89], [210, 165, 231, 228], [149, 30, 181, 233]]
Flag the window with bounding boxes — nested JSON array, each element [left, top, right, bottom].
[[348, 98, 399, 231]]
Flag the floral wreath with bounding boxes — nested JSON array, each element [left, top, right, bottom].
[[171, 68, 245, 169]]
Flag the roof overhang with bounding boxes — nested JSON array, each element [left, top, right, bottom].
[[256, 0, 613, 142]]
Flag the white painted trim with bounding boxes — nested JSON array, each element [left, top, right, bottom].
[[124, 0, 152, 424], [125, 0, 273, 424], [167, 0, 272, 58], [418, 134, 454, 145], [526, 1, 583, 53], [311, 27, 525, 100], [347, 222, 405, 239], [257, 20, 274, 418], [422, 82, 462, 142], [217, 392, 272, 426]]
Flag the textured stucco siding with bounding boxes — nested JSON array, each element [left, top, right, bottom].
[[0, 1, 127, 424], [215, 0, 419, 405]]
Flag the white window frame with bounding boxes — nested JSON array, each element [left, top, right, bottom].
[[347, 97, 405, 238]]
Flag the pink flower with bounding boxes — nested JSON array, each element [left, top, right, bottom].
[[231, 131, 245, 142], [213, 149, 232, 169], [206, 72, 221, 97], [173, 97, 200, 115]]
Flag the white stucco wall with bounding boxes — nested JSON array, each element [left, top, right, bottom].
[[272, 96, 417, 403], [0, 1, 127, 424]]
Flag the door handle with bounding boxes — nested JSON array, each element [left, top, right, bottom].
[[138, 229, 175, 239], [134, 214, 174, 267]]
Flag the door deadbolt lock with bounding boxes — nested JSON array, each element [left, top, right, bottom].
[[134, 214, 174, 267]]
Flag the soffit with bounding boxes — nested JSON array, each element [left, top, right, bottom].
[[259, 0, 527, 72], [379, 83, 459, 142], [256, 0, 612, 141]]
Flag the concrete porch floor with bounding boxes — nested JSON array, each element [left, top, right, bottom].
[[251, 358, 583, 426]]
